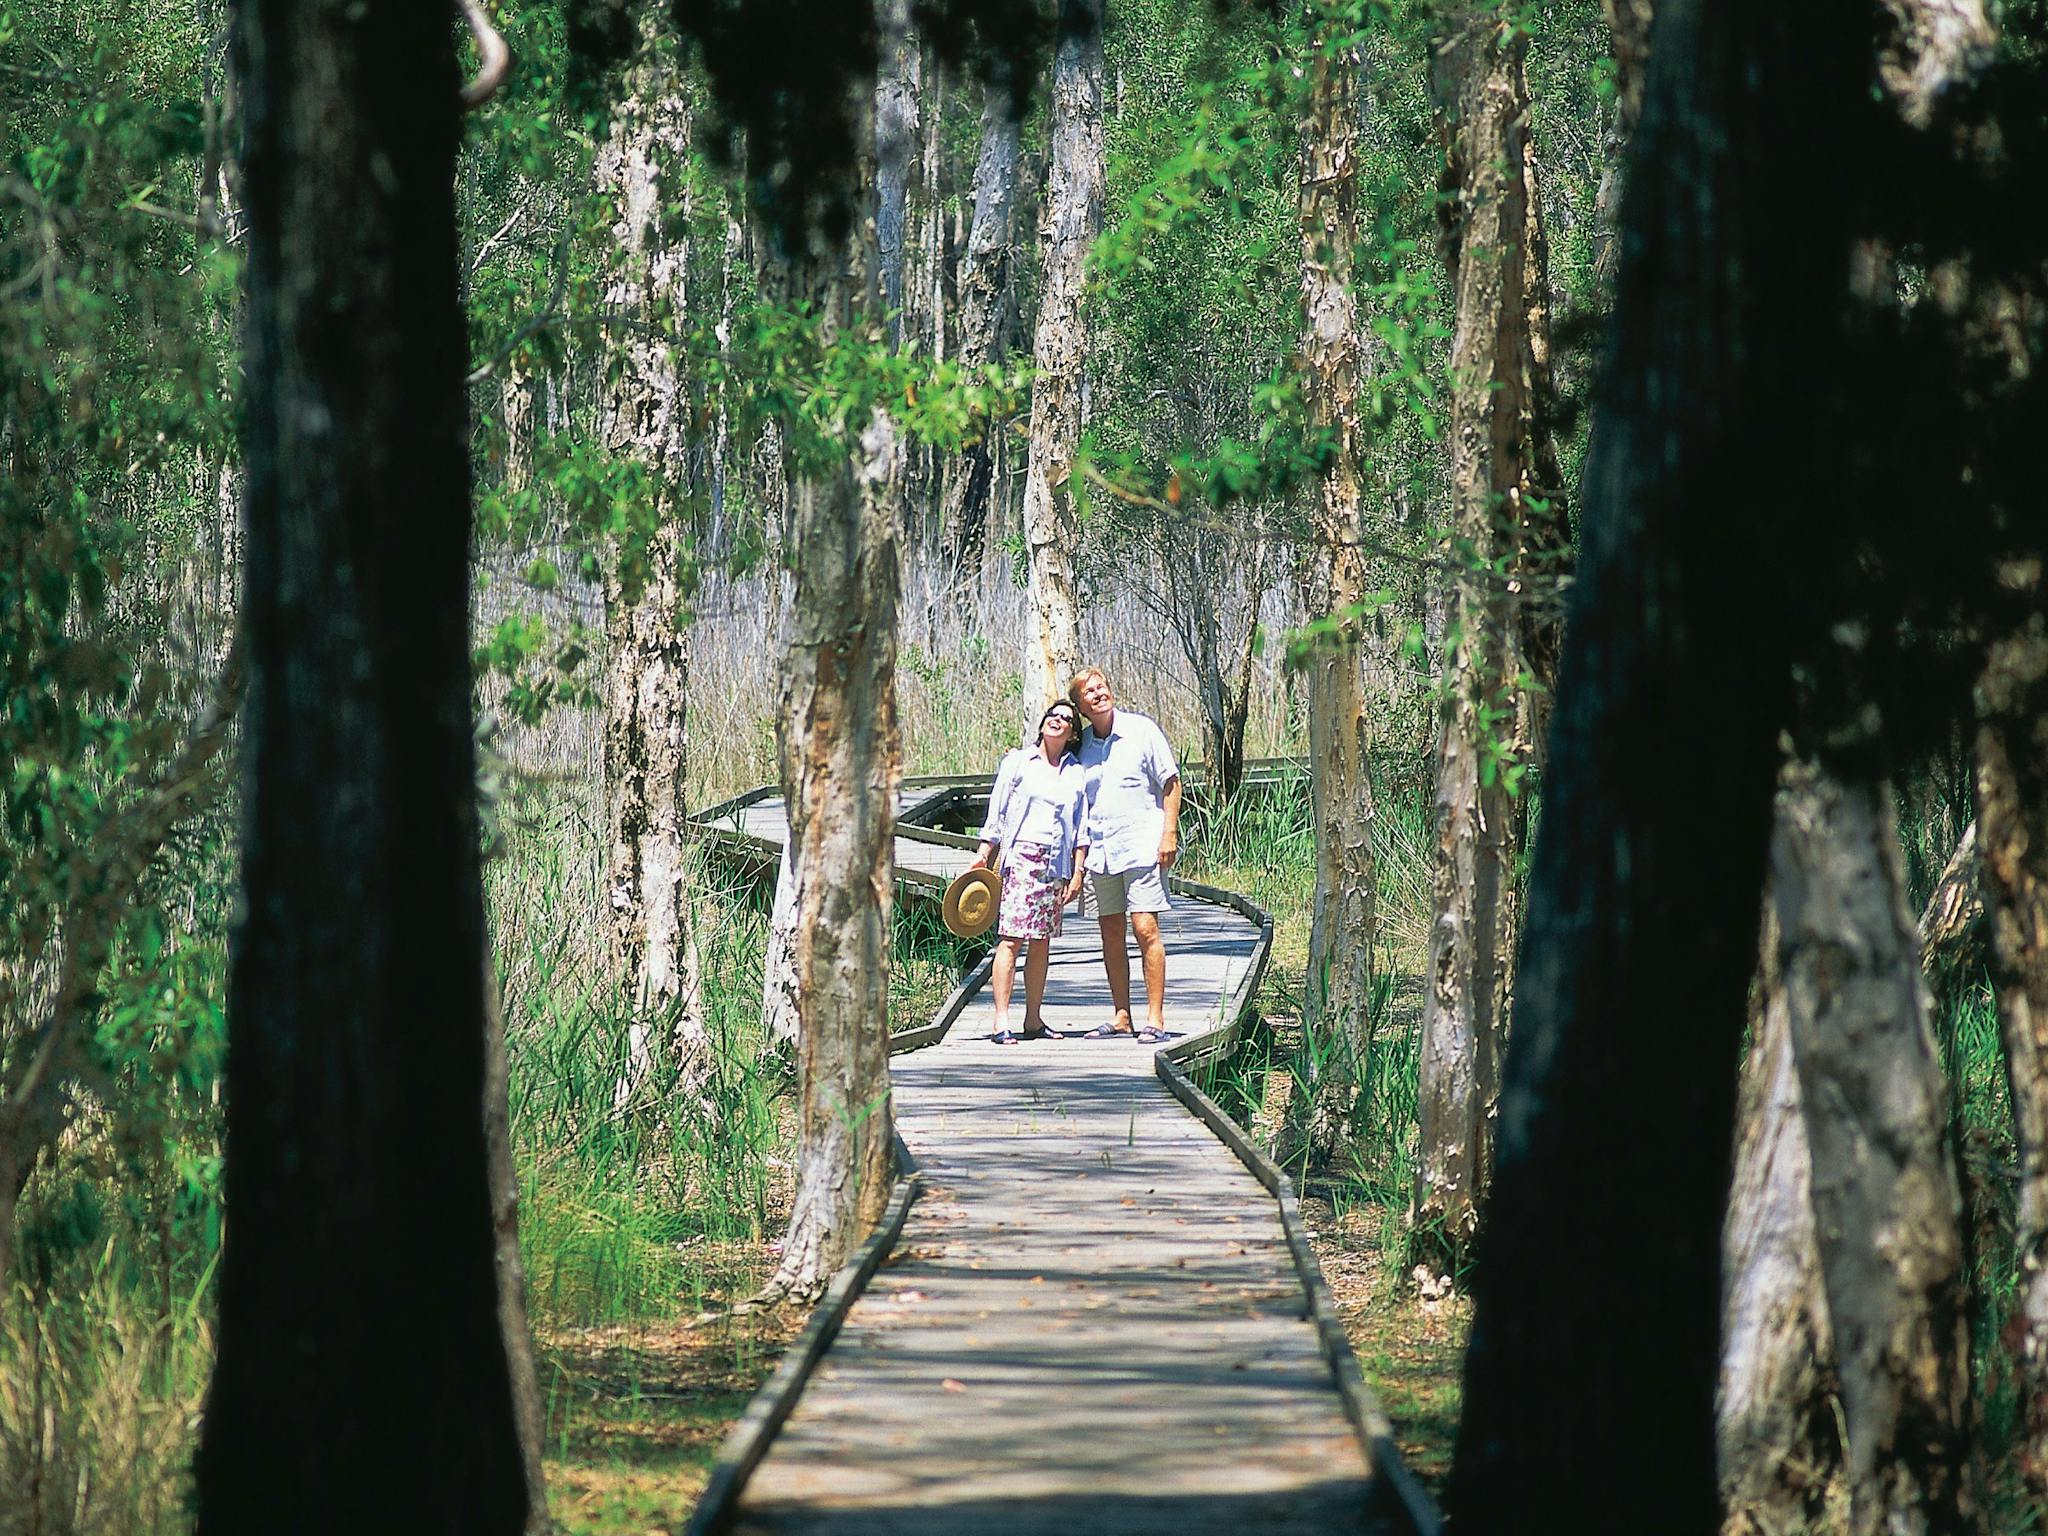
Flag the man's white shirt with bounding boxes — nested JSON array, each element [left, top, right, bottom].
[[1078, 710, 1180, 876]]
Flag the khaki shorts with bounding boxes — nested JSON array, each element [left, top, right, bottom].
[[1082, 862, 1172, 918]]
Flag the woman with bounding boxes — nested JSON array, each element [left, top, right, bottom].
[[972, 702, 1089, 1043]]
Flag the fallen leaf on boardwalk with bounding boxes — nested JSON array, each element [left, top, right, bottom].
[[942, 1379, 967, 1392], [1120, 1197, 1137, 1207], [1029, 1275, 1045, 1284], [894, 1290, 930, 1304]]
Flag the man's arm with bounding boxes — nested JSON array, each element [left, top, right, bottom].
[[1158, 774, 1182, 868]]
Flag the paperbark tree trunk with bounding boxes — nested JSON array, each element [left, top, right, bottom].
[[875, 0, 918, 345], [1917, 818, 1982, 977], [1292, 23, 1380, 1168], [1451, 0, 1865, 1521], [196, 2, 525, 1527], [1717, 901, 1840, 1535], [1021, 0, 1102, 705], [1772, 762, 1978, 1536], [939, 75, 1023, 583], [596, 22, 708, 1100], [759, 91, 903, 1300], [1974, 602, 2048, 1506], [1413, 4, 1564, 1274]]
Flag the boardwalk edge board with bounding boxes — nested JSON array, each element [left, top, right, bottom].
[[681, 1130, 925, 1536]]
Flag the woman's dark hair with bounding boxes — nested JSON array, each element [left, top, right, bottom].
[[1039, 703, 1082, 759]]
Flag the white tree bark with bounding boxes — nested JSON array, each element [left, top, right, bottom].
[[1718, 903, 1840, 1533], [596, 22, 708, 1101], [1773, 763, 1977, 1536], [1292, 26, 1379, 1167], [1021, 0, 1103, 704], [939, 74, 1023, 580]]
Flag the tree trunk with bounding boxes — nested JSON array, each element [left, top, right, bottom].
[[1974, 602, 2048, 1506], [874, 0, 917, 346], [1917, 818, 1982, 977], [1450, 0, 1867, 1522], [1773, 762, 1978, 1535], [1021, 0, 1102, 705], [939, 74, 1023, 584], [759, 843, 802, 1058], [1717, 901, 1840, 1535], [1413, 4, 1562, 1275], [596, 22, 708, 1098], [482, 952, 549, 1533], [1291, 24, 1379, 1168], [759, 92, 902, 1297], [762, 396, 903, 1300], [196, 2, 525, 1527], [1591, 0, 1654, 297]]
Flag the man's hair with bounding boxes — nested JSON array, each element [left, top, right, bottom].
[[1067, 666, 1109, 709]]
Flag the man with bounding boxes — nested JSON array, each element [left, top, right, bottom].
[[1069, 667, 1182, 1042]]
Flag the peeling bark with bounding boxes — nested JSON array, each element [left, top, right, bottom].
[[875, 0, 918, 344], [1413, 5, 1565, 1269], [1718, 900, 1840, 1535], [1292, 26, 1379, 1168], [760, 93, 902, 1296], [1021, 0, 1102, 704], [596, 23, 708, 1097], [939, 75, 1022, 581], [1974, 598, 2048, 1504], [1774, 762, 1978, 1536]]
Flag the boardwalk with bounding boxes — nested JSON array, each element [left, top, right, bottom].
[[691, 777, 1422, 1535]]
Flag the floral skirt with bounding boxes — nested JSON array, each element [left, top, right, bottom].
[[998, 841, 1065, 941]]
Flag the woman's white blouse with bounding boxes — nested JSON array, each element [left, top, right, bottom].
[[976, 750, 1088, 879]]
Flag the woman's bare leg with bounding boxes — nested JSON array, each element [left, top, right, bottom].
[[990, 936, 1020, 1034], [1022, 938, 1053, 1035]]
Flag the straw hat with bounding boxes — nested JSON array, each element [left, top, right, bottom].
[[942, 865, 1000, 938]]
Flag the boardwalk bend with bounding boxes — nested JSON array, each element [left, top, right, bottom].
[[685, 768, 1439, 1536]]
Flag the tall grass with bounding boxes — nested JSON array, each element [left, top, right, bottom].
[[487, 785, 977, 1331]]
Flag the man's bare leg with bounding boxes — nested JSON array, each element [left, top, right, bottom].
[[1097, 913, 1135, 1031], [990, 936, 1021, 1035], [1131, 911, 1166, 1033]]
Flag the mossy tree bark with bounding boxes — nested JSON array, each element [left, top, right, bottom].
[[1292, 21, 1380, 1169], [596, 19, 707, 1101], [1021, 0, 1102, 705], [196, 1, 525, 1527], [1413, 2, 1566, 1274]]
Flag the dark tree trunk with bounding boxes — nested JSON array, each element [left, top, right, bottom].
[[1449, 0, 1864, 1524], [196, 3, 525, 1530]]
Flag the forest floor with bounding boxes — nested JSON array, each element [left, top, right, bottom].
[[538, 1254, 802, 1535]]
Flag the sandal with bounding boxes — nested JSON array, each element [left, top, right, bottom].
[[1135, 1026, 1167, 1044], [1021, 1021, 1058, 1041], [991, 1029, 1021, 1045], [1082, 1022, 1136, 1040]]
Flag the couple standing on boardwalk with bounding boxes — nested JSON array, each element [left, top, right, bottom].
[[969, 666, 1183, 1045]]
